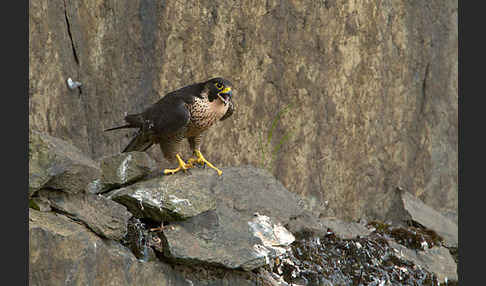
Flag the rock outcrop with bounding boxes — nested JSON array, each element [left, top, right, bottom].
[[29, 0, 458, 222], [29, 129, 100, 197], [105, 166, 301, 271], [29, 131, 458, 285], [105, 174, 218, 222], [95, 152, 156, 193], [29, 210, 190, 286], [37, 189, 132, 240]]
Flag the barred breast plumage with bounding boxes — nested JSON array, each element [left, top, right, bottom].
[[185, 93, 229, 137]]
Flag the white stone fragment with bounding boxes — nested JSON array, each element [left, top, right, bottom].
[[66, 77, 82, 89], [168, 195, 192, 206], [117, 154, 132, 183], [247, 214, 295, 269]]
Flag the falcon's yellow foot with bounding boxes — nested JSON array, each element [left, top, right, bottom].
[[187, 150, 223, 176], [163, 154, 192, 175]]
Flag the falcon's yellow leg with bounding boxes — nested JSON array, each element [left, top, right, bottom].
[[187, 150, 223, 176], [163, 154, 192, 175]]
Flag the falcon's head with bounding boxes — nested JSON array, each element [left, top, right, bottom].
[[206, 77, 233, 106]]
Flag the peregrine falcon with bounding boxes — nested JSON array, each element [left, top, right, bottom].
[[105, 78, 234, 176]]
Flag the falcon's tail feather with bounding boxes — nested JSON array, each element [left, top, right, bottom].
[[105, 113, 144, 132], [122, 131, 154, 153]]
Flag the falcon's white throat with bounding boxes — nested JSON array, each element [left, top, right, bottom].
[[217, 93, 229, 105]]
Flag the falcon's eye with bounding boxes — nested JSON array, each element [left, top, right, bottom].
[[215, 82, 224, 90]]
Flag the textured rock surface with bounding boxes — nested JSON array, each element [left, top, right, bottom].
[[29, 209, 265, 286], [29, 0, 458, 221], [161, 208, 294, 271], [372, 187, 458, 248], [94, 151, 156, 193], [106, 166, 304, 224], [285, 210, 372, 239], [270, 230, 447, 285], [400, 189, 458, 249], [105, 167, 300, 270], [29, 130, 100, 197], [39, 190, 132, 240], [29, 210, 189, 286], [208, 166, 305, 222], [389, 241, 457, 283], [105, 175, 217, 222], [100, 152, 155, 186], [28, 136, 458, 285]]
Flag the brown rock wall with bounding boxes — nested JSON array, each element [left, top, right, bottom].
[[29, 0, 458, 220]]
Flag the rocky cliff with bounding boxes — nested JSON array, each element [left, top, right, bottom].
[[29, 131, 458, 285], [29, 0, 458, 221]]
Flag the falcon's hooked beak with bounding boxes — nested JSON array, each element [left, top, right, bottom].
[[217, 87, 232, 106]]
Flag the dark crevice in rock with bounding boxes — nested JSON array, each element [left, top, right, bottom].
[[48, 206, 86, 226], [121, 216, 176, 261], [420, 62, 430, 115], [63, 0, 79, 66], [121, 217, 153, 261]]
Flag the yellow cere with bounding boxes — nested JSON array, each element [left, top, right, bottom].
[[220, 86, 231, 94]]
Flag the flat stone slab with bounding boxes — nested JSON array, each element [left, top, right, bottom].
[[40, 189, 132, 240], [29, 130, 100, 196], [104, 176, 216, 222], [209, 166, 304, 223], [162, 208, 294, 271]]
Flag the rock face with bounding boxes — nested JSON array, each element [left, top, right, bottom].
[[97, 152, 156, 192], [29, 129, 100, 197], [29, 0, 458, 221], [29, 132, 458, 285], [39, 189, 132, 240], [107, 167, 300, 270], [372, 187, 458, 248], [389, 241, 458, 283], [29, 210, 189, 286], [285, 210, 372, 239], [162, 209, 295, 271], [30, 209, 264, 286], [105, 175, 217, 222]]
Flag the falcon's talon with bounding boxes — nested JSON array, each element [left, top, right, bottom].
[[187, 150, 223, 176], [163, 154, 192, 175]]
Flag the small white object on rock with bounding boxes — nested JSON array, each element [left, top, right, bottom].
[[243, 214, 295, 271], [67, 77, 82, 90]]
